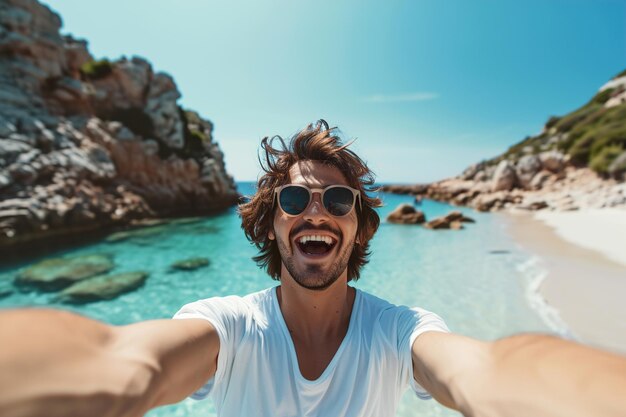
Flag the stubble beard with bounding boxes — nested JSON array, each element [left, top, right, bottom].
[[277, 235, 355, 291]]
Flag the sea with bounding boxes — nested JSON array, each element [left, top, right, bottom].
[[0, 182, 569, 417]]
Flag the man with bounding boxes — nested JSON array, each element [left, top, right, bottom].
[[1, 120, 625, 417]]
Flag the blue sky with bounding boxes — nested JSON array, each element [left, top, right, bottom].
[[45, 0, 625, 182]]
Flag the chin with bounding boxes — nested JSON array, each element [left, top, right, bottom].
[[284, 262, 338, 290], [292, 271, 342, 291]]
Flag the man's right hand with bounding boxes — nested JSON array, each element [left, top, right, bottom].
[[0, 308, 219, 417]]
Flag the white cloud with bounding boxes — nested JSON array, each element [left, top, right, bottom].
[[362, 92, 439, 103]]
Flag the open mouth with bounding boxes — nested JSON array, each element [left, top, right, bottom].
[[295, 235, 337, 256]]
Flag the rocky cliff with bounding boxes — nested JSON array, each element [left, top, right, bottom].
[[0, 0, 239, 251], [383, 71, 626, 212]]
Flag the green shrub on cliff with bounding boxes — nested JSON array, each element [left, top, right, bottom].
[[552, 88, 618, 134], [184, 110, 203, 126], [589, 145, 624, 174], [553, 102, 600, 133], [591, 88, 616, 105], [545, 116, 560, 129], [560, 104, 626, 165], [80, 59, 113, 80], [190, 129, 208, 143], [179, 107, 212, 160]]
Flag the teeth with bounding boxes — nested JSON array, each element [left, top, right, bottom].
[[298, 235, 334, 245]]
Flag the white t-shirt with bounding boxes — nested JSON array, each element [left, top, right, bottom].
[[173, 287, 449, 417]]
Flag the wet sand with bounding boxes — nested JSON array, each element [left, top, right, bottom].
[[506, 210, 626, 355]]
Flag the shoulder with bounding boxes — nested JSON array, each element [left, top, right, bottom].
[[356, 290, 409, 335], [358, 290, 440, 321], [357, 290, 448, 336], [357, 289, 397, 315], [174, 287, 274, 322]]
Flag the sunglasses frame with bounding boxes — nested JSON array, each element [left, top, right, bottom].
[[274, 184, 362, 217]]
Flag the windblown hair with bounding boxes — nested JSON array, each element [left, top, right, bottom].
[[239, 120, 382, 282]]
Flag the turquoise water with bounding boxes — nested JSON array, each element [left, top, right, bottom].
[[0, 182, 556, 417]]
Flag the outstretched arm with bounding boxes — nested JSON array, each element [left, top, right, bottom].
[[412, 332, 626, 417], [0, 308, 219, 417]]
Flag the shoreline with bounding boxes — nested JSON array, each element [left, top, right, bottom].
[[505, 210, 626, 354]]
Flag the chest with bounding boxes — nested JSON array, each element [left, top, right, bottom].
[[221, 329, 406, 417], [292, 335, 345, 381]]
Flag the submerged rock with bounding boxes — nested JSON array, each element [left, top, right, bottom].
[[55, 271, 148, 303], [0, 281, 13, 299], [169, 217, 205, 226], [171, 257, 210, 271], [105, 224, 169, 243], [15, 254, 114, 291], [386, 204, 426, 224]]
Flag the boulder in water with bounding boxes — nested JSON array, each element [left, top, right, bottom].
[[171, 257, 210, 271], [386, 204, 426, 224], [55, 271, 148, 303], [424, 211, 475, 230], [15, 253, 114, 291]]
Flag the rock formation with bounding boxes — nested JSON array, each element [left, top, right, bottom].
[[0, 0, 238, 252], [54, 271, 149, 304], [424, 211, 475, 230], [386, 204, 474, 231], [383, 71, 626, 212], [386, 203, 425, 224], [15, 253, 114, 291]]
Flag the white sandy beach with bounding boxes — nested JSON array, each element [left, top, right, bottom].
[[508, 209, 626, 355], [535, 208, 626, 268]]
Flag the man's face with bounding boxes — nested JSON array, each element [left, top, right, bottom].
[[270, 160, 358, 291]]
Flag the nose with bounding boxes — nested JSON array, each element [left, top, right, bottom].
[[303, 192, 329, 225]]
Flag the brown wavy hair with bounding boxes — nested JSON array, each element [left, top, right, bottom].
[[239, 120, 382, 282]]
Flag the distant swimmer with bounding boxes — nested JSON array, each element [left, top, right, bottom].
[[1, 120, 626, 417]]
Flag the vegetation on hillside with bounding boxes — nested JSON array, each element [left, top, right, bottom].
[[489, 70, 626, 177]]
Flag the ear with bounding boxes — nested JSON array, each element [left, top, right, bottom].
[[268, 229, 275, 240]]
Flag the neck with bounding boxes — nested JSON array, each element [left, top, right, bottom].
[[276, 274, 355, 345]]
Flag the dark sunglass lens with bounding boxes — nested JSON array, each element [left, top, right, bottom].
[[279, 186, 310, 215], [324, 187, 354, 216]]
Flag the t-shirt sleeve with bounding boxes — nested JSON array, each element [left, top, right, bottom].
[[397, 306, 450, 400], [172, 295, 249, 400]]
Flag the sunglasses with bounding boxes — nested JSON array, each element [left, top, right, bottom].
[[274, 184, 362, 217]]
